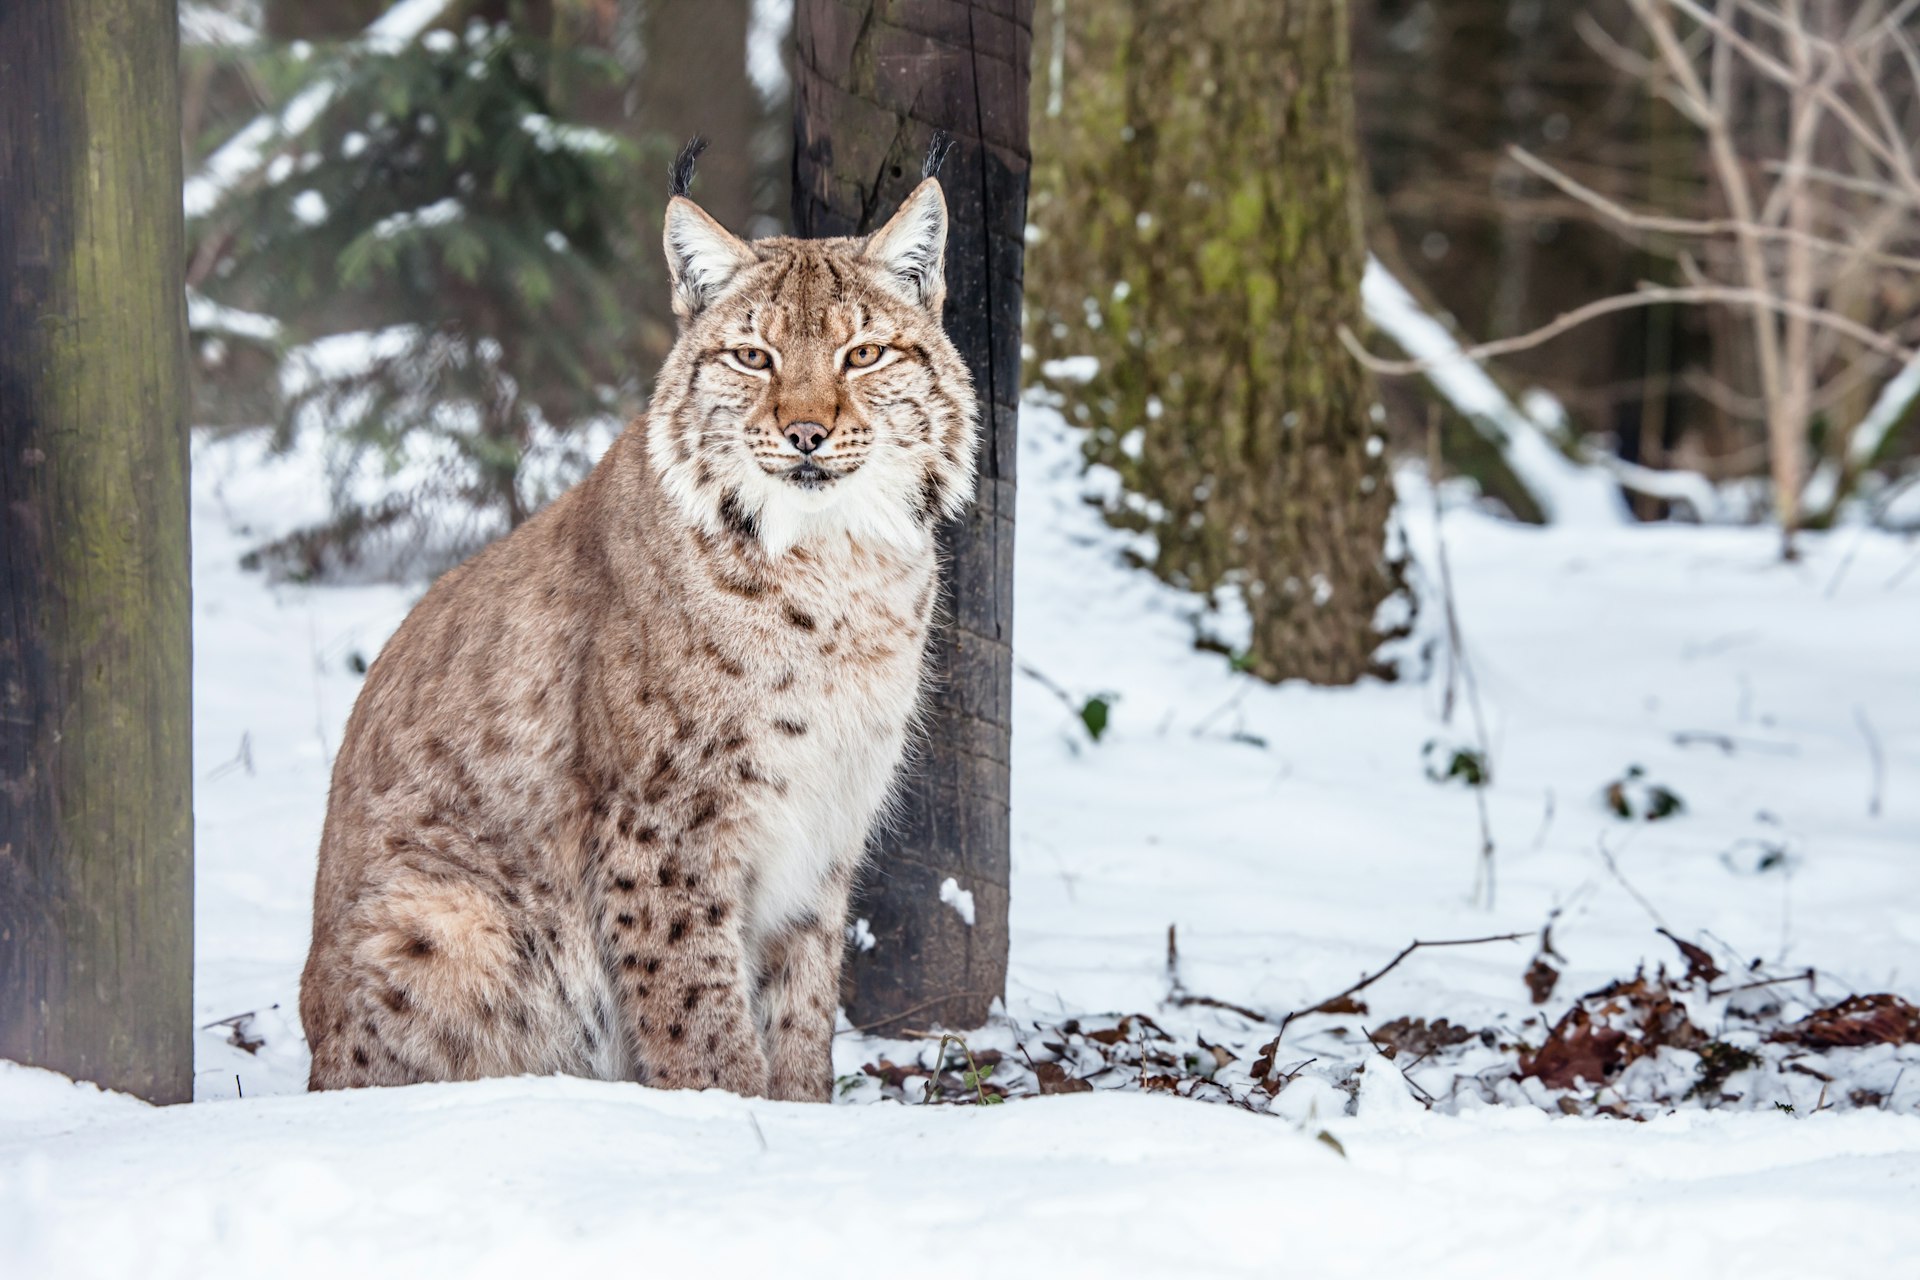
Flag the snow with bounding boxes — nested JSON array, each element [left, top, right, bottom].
[[518, 114, 620, 156], [7, 1065, 1920, 1277], [1850, 355, 1920, 473], [747, 0, 794, 105], [939, 876, 977, 927], [1038, 353, 1099, 383], [1803, 353, 1920, 515], [1362, 259, 1629, 526], [186, 289, 283, 342], [180, 2, 259, 48], [6, 397, 1920, 1274], [371, 197, 464, 239]]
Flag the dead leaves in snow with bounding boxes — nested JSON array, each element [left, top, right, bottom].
[[1521, 971, 1706, 1091], [1773, 994, 1920, 1050]]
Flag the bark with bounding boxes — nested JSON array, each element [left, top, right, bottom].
[[0, 0, 195, 1103], [792, 0, 1030, 1034], [1029, 0, 1401, 683]]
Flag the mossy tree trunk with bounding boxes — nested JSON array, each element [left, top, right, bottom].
[[793, 0, 1031, 1034], [0, 0, 195, 1103], [1030, 0, 1404, 683]]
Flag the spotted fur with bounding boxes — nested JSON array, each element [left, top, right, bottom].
[[299, 177, 978, 1100]]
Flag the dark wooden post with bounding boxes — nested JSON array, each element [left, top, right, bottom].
[[1, 0, 195, 1103], [793, 0, 1031, 1033]]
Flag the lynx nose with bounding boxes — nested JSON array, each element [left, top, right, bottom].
[[784, 421, 831, 455]]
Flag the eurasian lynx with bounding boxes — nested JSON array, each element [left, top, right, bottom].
[[298, 142, 977, 1101]]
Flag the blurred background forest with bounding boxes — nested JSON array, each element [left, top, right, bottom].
[[179, 0, 1920, 587]]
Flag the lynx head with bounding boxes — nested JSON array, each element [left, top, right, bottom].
[[646, 140, 979, 558]]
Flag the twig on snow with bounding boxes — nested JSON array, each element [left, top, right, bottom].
[[1362, 1025, 1436, 1109], [1428, 414, 1498, 908], [1855, 706, 1886, 819], [1706, 966, 1817, 1000], [1271, 931, 1531, 1043], [1164, 924, 1269, 1024], [1596, 832, 1667, 930]]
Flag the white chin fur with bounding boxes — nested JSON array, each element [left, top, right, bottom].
[[653, 434, 930, 559], [749, 462, 930, 557]]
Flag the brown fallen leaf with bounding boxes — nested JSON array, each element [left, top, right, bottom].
[[1195, 1033, 1237, 1071], [1372, 1016, 1475, 1059], [1658, 928, 1724, 983], [1521, 972, 1705, 1090], [1773, 994, 1920, 1049], [1029, 1060, 1094, 1095], [1524, 957, 1561, 1005]]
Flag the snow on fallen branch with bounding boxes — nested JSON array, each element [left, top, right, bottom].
[[1359, 259, 1627, 526], [183, 0, 455, 221], [1348, 279, 1919, 380], [1802, 353, 1920, 516]]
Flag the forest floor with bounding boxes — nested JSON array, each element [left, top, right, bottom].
[[5, 400, 1920, 1276]]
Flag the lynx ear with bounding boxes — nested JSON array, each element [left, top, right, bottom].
[[863, 178, 948, 311], [664, 197, 755, 320]]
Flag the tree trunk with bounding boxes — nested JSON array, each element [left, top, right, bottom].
[[1029, 0, 1401, 683], [264, 0, 393, 41], [0, 0, 195, 1103], [641, 0, 759, 232], [792, 0, 1030, 1034]]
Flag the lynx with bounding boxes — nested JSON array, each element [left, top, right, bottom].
[[298, 141, 978, 1101]]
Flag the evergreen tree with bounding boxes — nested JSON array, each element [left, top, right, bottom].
[[192, 18, 664, 576]]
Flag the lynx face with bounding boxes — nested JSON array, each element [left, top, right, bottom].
[[648, 180, 979, 556]]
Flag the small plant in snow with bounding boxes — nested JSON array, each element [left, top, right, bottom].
[[1078, 693, 1116, 743], [1604, 765, 1685, 821], [1423, 738, 1490, 787]]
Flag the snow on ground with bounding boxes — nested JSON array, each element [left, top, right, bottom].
[[6, 400, 1920, 1275], [8, 1061, 1920, 1279]]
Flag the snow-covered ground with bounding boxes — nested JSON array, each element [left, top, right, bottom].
[[6, 401, 1920, 1276]]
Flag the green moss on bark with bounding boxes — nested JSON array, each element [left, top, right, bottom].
[[1030, 0, 1407, 684], [1, 0, 193, 1103]]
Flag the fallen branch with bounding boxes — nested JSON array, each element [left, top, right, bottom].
[[1709, 966, 1819, 1000], [1271, 932, 1530, 1043]]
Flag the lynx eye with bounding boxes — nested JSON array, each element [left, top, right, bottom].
[[846, 343, 885, 369], [734, 347, 771, 371]]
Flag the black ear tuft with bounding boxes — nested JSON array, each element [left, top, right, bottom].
[[921, 130, 956, 181], [670, 136, 709, 199]]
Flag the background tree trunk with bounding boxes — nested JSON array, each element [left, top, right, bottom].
[[792, 0, 1031, 1034], [0, 0, 195, 1103], [1028, 0, 1401, 683], [640, 0, 759, 231]]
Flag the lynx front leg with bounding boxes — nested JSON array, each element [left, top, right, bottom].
[[755, 872, 854, 1103], [597, 830, 769, 1096]]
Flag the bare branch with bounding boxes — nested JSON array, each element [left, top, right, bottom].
[[1508, 146, 1920, 273], [1669, 0, 1917, 194], [1342, 284, 1916, 377], [1762, 160, 1917, 206], [1575, 11, 1658, 80]]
